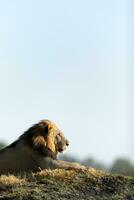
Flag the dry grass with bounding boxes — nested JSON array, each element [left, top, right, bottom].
[[35, 169, 77, 180], [0, 174, 26, 185], [34, 168, 106, 181]]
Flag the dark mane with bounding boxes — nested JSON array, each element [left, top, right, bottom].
[[18, 122, 57, 159], [33, 145, 57, 160], [18, 122, 46, 142]]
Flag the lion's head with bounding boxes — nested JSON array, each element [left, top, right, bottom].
[[17, 120, 69, 159]]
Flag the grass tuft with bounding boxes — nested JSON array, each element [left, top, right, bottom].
[[0, 175, 26, 185]]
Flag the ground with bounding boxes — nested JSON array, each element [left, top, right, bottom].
[[0, 168, 134, 200]]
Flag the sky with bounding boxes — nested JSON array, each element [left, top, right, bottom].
[[0, 0, 133, 165]]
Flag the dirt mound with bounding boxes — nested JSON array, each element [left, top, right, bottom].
[[0, 168, 134, 200]]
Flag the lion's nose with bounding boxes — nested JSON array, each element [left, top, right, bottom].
[[66, 140, 69, 146]]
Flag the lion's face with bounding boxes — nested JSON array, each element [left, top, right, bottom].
[[22, 120, 69, 157], [54, 132, 69, 153]]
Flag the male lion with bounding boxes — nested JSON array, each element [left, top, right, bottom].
[[0, 120, 86, 174]]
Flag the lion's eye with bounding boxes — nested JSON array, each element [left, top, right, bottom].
[[57, 132, 61, 136], [56, 134, 61, 141]]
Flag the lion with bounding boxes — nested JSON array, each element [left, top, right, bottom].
[[0, 120, 86, 174]]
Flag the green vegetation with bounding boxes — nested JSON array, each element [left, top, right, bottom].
[[111, 158, 134, 177], [0, 168, 134, 200], [60, 154, 134, 177]]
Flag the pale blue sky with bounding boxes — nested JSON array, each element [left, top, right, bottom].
[[0, 0, 133, 164]]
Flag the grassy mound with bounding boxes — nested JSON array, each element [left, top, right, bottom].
[[0, 168, 134, 200]]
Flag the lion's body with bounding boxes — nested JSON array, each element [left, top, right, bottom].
[[0, 120, 86, 174], [0, 143, 38, 173]]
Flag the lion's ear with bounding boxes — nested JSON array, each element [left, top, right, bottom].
[[33, 136, 46, 147], [33, 123, 49, 147], [43, 124, 49, 136]]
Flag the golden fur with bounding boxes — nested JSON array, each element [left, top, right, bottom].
[[0, 120, 86, 174]]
